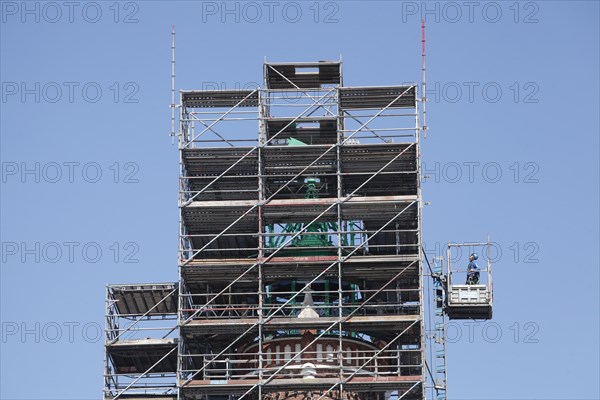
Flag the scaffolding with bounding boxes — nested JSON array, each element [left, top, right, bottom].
[[423, 254, 448, 400], [175, 60, 423, 400], [104, 283, 179, 399], [104, 59, 494, 400]]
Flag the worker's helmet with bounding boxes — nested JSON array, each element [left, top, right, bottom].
[[470, 253, 478, 260]]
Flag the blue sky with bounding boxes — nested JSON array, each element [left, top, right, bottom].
[[1, 1, 599, 399]]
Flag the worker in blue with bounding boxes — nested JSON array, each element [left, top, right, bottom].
[[465, 253, 480, 285]]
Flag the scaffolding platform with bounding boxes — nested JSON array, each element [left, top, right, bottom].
[[106, 397, 176, 400], [181, 90, 259, 108], [443, 242, 494, 321], [107, 338, 178, 374], [181, 143, 417, 202], [180, 255, 420, 284], [105, 283, 179, 399], [110, 284, 178, 316], [181, 196, 418, 261], [182, 147, 258, 201], [339, 86, 417, 109], [446, 284, 493, 320], [182, 315, 420, 334], [341, 143, 418, 196], [183, 196, 418, 223], [266, 116, 338, 145], [180, 376, 423, 396], [265, 61, 342, 89]]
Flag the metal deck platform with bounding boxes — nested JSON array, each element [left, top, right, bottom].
[[181, 142, 418, 202], [107, 338, 178, 374], [181, 90, 259, 108], [266, 116, 338, 145], [105, 396, 177, 400], [339, 86, 417, 109], [446, 284, 493, 320], [180, 376, 423, 396], [265, 61, 342, 89], [181, 255, 420, 282], [182, 315, 420, 334], [110, 284, 178, 316]]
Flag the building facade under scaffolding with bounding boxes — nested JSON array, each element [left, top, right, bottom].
[[104, 60, 492, 400]]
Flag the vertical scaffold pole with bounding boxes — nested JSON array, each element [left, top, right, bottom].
[[421, 20, 428, 138], [171, 25, 176, 144]]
